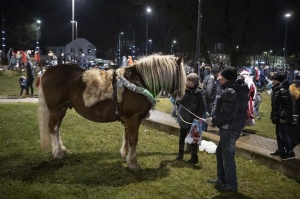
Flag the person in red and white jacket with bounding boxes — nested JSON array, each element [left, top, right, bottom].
[[240, 70, 257, 124]]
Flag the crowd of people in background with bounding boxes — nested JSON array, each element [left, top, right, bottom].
[[170, 62, 299, 192], [5, 49, 138, 97], [7, 48, 41, 71]]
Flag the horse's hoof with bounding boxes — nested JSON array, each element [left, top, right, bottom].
[[53, 151, 65, 159], [129, 164, 141, 172]]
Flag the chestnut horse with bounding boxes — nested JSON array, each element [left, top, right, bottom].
[[38, 54, 186, 171]]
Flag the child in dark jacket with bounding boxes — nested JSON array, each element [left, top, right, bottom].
[[176, 73, 206, 164], [19, 76, 27, 96], [270, 72, 295, 160]]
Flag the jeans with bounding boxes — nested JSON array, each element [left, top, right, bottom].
[[253, 105, 260, 118], [275, 124, 293, 152], [216, 129, 241, 189]]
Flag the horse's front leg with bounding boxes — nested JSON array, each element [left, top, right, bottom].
[[121, 118, 141, 172], [120, 126, 128, 162], [49, 108, 68, 159]]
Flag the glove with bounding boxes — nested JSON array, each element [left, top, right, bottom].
[[175, 100, 181, 106], [280, 111, 287, 120], [279, 119, 286, 124], [206, 116, 214, 127]]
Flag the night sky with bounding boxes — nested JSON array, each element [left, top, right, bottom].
[[1, 0, 300, 58]]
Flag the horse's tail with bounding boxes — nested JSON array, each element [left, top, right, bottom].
[[38, 79, 52, 151]]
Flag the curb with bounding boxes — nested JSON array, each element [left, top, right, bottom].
[[0, 95, 38, 99]]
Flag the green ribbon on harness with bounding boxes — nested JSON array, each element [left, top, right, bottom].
[[117, 77, 156, 107]]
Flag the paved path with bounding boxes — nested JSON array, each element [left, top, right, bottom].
[[1, 97, 300, 181], [0, 97, 38, 103]]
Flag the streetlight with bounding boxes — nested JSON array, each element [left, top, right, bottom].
[[145, 7, 151, 55], [148, 39, 152, 54], [283, 12, 291, 69], [71, 21, 77, 55], [36, 20, 41, 52], [171, 40, 176, 54]]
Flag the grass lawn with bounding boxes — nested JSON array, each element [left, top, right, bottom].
[[0, 103, 299, 198], [0, 69, 28, 96]]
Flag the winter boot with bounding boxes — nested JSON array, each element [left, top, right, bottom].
[[187, 154, 198, 164], [187, 144, 199, 164], [176, 150, 184, 160]]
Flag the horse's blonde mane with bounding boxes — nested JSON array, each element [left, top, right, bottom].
[[133, 54, 186, 98]]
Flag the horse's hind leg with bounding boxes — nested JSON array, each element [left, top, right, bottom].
[[49, 107, 68, 159], [121, 118, 141, 172]]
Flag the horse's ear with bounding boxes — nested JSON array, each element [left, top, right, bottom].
[[176, 55, 184, 65]]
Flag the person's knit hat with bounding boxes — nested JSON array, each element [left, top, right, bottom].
[[211, 66, 220, 75], [271, 72, 285, 82], [220, 67, 237, 80], [187, 73, 199, 85]]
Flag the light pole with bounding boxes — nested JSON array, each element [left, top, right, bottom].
[[71, 21, 77, 55], [36, 20, 41, 52], [71, 0, 75, 62], [194, 0, 203, 75], [145, 7, 151, 55], [2, 17, 5, 60], [283, 12, 291, 69], [118, 32, 124, 64]]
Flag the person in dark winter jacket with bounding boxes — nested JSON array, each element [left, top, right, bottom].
[[209, 66, 249, 193], [25, 56, 35, 96], [58, 52, 66, 64], [270, 72, 295, 160], [203, 66, 221, 115], [176, 73, 206, 164]]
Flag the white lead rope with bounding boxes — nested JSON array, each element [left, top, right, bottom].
[[176, 101, 207, 125]]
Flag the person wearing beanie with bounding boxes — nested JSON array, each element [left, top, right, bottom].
[[271, 72, 285, 82], [209, 66, 249, 192], [270, 72, 295, 160], [220, 66, 238, 81], [176, 73, 206, 164], [203, 66, 221, 116]]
